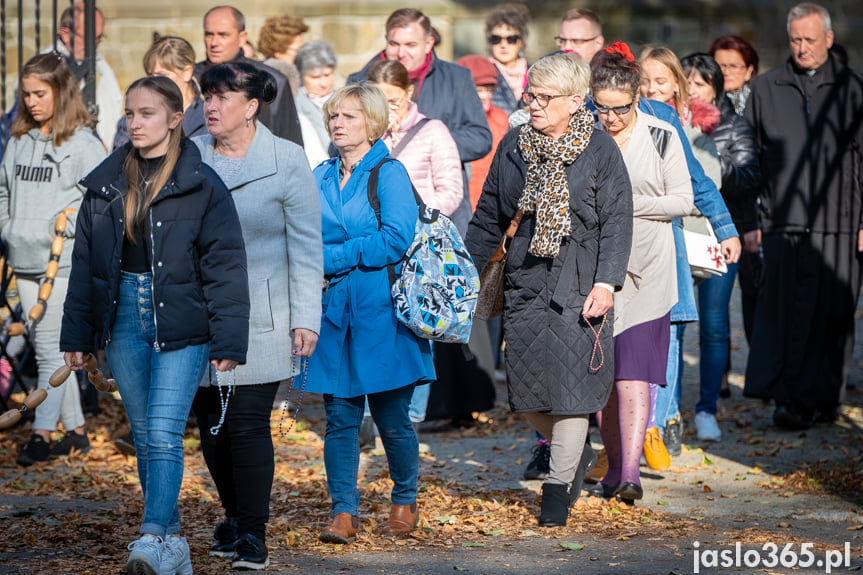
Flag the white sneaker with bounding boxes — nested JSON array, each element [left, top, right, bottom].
[[695, 411, 722, 442], [127, 534, 162, 575], [161, 535, 193, 575]]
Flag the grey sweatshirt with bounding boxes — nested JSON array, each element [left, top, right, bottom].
[[0, 126, 106, 277]]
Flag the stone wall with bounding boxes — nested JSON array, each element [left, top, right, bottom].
[[3, 0, 862, 108]]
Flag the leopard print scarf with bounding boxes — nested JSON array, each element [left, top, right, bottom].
[[518, 106, 594, 258]]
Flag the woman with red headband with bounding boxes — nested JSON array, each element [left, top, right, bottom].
[[587, 43, 694, 504]]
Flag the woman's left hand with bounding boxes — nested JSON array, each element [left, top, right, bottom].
[[211, 359, 238, 371], [720, 236, 742, 264], [582, 286, 613, 319], [293, 328, 318, 357]]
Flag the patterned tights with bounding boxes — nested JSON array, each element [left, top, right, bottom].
[[598, 379, 650, 487]]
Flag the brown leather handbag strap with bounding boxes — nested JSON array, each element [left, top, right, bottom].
[[488, 209, 524, 263], [506, 209, 524, 239]]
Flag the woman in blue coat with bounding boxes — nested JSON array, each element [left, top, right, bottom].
[[306, 83, 435, 544]]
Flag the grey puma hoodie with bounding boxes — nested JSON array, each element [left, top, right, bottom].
[[0, 126, 105, 277]]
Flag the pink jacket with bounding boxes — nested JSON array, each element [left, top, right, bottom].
[[381, 102, 463, 217]]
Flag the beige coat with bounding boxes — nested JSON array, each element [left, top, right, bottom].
[[614, 111, 694, 335]]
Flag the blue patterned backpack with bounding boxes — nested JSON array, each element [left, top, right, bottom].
[[368, 158, 480, 344]]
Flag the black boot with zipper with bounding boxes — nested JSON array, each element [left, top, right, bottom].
[[538, 483, 570, 527]]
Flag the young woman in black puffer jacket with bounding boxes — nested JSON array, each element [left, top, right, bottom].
[[681, 52, 760, 441], [60, 75, 249, 575]]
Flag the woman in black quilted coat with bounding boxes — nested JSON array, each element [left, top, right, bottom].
[[466, 52, 633, 527]]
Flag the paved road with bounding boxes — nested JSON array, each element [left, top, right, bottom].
[[1, 283, 862, 574]]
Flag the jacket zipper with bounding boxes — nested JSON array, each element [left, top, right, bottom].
[[105, 186, 125, 346], [148, 208, 161, 352]]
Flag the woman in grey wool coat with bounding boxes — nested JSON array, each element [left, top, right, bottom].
[[191, 62, 323, 570]]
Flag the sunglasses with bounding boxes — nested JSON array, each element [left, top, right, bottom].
[[490, 34, 521, 46], [593, 100, 634, 116]]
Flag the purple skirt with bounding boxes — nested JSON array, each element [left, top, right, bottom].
[[613, 312, 671, 385]]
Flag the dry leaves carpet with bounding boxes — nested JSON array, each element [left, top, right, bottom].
[[1, 390, 861, 573]]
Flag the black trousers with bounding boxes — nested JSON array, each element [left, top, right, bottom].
[[193, 381, 280, 540], [737, 249, 762, 343], [744, 232, 861, 415]]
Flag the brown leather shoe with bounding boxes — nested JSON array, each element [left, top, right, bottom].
[[319, 513, 359, 544], [381, 503, 419, 535]]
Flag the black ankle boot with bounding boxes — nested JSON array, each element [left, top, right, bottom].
[[539, 483, 570, 527]]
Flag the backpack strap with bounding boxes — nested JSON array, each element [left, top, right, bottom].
[[390, 117, 431, 158], [367, 157, 401, 288]]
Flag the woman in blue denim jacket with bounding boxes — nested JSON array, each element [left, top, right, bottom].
[[639, 97, 741, 455]]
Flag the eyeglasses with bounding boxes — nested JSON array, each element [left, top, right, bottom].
[[718, 63, 746, 72], [490, 34, 521, 46], [522, 92, 570, 108], [555, 35, 599, 48], [593, 99, 635, 116]]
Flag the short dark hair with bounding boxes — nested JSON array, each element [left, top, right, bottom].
[[200, 62, 277, 119], [203, 5, 245, 32], [708, 35, 759, 75], [485, 4, 530, 42], [386, 8, 431, 37], [680, 52, 725, 105], [590, 49, 641, 98]]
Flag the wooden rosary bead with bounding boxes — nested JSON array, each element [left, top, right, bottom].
[[46, 260, 59, 280], [23, 388, 47, 409], [38, 281, 53, 302], [49, 364, 72, 387], [0, 409, 21, 429], [87, 369, 103, 386], [0, 388, 48, 430], [83, 353, 98, 372], [51, 236, 63, 257], [89, 371, 117, 393], [28, 302, 44, 322], [54, 213, 68, 234]]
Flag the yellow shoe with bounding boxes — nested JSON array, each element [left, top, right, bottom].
[[643, 426, 671, 471], [586, 447, 608, 481]]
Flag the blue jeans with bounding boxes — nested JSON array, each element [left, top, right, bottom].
[[655, 323, 685, 433], [324, 384, 417, 516], [106, 272, 209, 537], [697, 263, 739, 415]]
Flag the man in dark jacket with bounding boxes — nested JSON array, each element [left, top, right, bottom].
[[194, 5, 303, 147], [744, 2, 863, 429], [347, 8, 492, 232]]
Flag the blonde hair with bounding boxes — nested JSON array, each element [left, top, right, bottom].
[[323, 84, 389, 143], [527, 52, 590, 99], [13, 53, 91, 146], [639, 46, 689, 112], [143, 35, 196, 77]]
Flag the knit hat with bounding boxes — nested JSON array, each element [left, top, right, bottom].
[[457, 55, 499, 87]]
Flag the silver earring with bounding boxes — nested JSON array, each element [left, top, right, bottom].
[[246, 118, 251, 127]]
